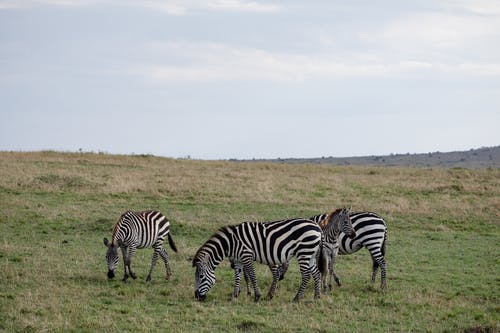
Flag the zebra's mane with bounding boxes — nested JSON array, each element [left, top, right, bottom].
[[318, 208, 344, 229], [110, 211, 131, 246], [192, 224, 236, 265]]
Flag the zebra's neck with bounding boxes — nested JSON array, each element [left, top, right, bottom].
[[111, 219, 134, 246], [195, 226, 234, 269]]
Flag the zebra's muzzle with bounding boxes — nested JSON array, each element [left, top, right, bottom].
[[107, 270, 115, 279], [195, 290, 206, 302], [348, 231, 357, 239]]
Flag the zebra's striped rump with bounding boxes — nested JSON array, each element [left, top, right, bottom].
[[193, 218, 322, 302]]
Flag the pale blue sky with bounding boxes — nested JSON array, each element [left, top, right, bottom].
[[1, 0, 499, 159]]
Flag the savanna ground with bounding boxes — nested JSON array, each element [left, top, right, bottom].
[[0, 151, 498, 333]]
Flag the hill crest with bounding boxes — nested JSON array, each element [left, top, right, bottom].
[[234, 146, 500, 168]]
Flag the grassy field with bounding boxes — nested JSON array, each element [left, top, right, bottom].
[[0, 151, 498, 333]]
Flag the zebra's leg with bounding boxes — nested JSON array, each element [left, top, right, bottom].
[[330, 252, 341, 288], [243, 267, 251, 296], [321, 257, 329, 293], [125, 245, 137, 281], [318, 247, 330, 293], [332, 269, 341, 287], [371, 259, 379, 284], [267, 265, 280, 300], [293, 259, 312, 302], [158, 247, 171, 280], [311, 262, 321, 299], [369, 250, 387, 289], [120, 246, 130, 282], [279, 262, 289, 281], [231, 260, 251, 298], [232, 262, 242, 299], [146, 245, 161, 282], [242, 261, 261, 302], [378, 258, 387, 289], [326, 258, 333, 292]]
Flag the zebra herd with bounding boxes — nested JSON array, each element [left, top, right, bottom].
[[103, 208, 387, 302]]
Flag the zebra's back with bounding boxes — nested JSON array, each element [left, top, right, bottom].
[[114, 210, 170, 248], [237, 218, 322, 266], [338, 212, 387, 255]]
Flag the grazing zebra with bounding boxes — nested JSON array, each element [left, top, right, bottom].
[[310, 211, 388, 289], [234, 208, 356, 297], [103, 210, 178, 282], [193, 218, 323, 302]]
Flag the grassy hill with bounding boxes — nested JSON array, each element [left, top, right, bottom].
[[0, 151, 498, 332], [245, 146, 500, 168]]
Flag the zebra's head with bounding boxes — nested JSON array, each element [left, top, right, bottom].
[[103, 237, 119, 279], [339, 207, 356, 239], [329, 208, 356, 239], [193, 257, 216, 301]]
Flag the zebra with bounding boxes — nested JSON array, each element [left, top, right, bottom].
[[103, 210, 178, 282], [308, 210, 388, 290], [193, 218, 323, 302], [314, 208, 357, 292], [233, 208, 356, 297]]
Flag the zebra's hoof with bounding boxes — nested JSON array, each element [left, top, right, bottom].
[[146, 275, 151, 282], [130, 273, 137, 279]]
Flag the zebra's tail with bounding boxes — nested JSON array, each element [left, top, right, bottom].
[[167, 232, 178, 253], [381, 228, 387, 257]]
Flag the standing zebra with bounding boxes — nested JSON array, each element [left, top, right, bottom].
[[103, 210, 178, 282], [310, 211, 388, 289], [233, 208, 356, 297], [316, 208, 357, 293], [193, 218, 323, 302]]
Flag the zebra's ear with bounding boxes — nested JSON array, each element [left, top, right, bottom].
[[103, 237, 110, 247]]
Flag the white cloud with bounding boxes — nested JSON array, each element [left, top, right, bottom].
[[132, 0, 281, 15], [0, 0, 102, 9], [0, 0, 281, 13], [203, 0, 281, 13], [118, 41, 500, 83], [359, 11, 500, 55], [447, 0, 500, 15]]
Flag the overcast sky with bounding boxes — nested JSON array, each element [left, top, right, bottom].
[[1, 0, 499, 159]]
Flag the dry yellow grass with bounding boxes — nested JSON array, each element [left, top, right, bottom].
[[1, 151, 498, 219]]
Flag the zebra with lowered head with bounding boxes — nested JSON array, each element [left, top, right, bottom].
[[193, 218, 323, 302], [103, 210, 178, 282]]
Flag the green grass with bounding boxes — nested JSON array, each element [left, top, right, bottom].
[[0, 151, 499, 332]]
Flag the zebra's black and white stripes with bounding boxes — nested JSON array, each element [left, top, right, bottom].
[[316, 208, 357, 292], [193, 218, 323, 302], [311, 211, 388, 289], [235, 208, 357, 296], [103, 210, 178, 282]]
